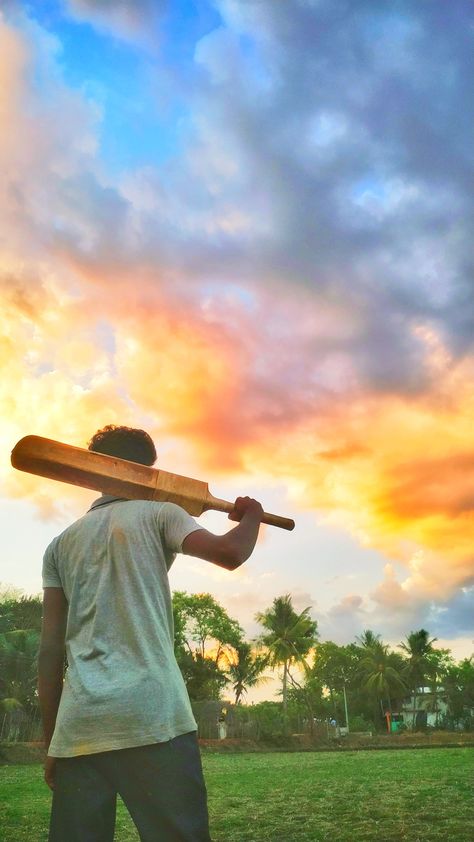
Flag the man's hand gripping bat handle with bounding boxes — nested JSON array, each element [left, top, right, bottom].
[[203, 495, 295, 531], [11, 436, 295, 531]]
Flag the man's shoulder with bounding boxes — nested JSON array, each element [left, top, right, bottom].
[[121, 500, 190, 518], [44, 517, 83, 553]]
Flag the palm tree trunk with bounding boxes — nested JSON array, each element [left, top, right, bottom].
[[282, 660, 288, 714], [281, 660, 290, 735]]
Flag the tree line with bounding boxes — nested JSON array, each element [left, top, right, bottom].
[[1, 588, 473, 735]]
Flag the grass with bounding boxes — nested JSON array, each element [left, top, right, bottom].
[[1, 748, 473, 841]]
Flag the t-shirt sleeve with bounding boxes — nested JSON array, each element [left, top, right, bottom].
[[42, 541, 62, 588], [157, 502, 204, 555]]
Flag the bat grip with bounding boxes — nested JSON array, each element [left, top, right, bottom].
[[206, 496, 295, 531], [261, 512, 295, 531]]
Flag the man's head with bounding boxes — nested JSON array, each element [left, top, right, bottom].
[[88, 425, 157, 466]]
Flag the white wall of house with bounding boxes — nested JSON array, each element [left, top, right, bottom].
[[401, 688, 448, 727]]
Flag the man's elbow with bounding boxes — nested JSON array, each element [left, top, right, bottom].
[[221, 554, 245, 571], [215, 541, 246, 570]]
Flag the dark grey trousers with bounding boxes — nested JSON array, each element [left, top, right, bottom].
[[48, 733, 212, 842]]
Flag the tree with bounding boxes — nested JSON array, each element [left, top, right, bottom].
[[357, 639, 407, 720], [285, 670, 326, 735], [399, 629, 437, 728], [0, 590, 43, 736], [0, 629, 40, 713], [172, 592, 244, 701], [443, 657, 474, 729], [356, 630, 381, 649], [172, 592, 243, 662], [256, 594, 318, 715], [227, 642, 268, 705], [0, 588, 42, 634], [177, 652, 228, 701], [0, 595, 42, 634], [312, 641, 359, 727]]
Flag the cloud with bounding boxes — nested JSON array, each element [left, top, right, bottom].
[[428, 587, 474, 640], [205, 0, 474, 355], [0, 12, 101, 264], [63, 0, 167, 45], [318, 572, 473, 647], [14, 1, 468, 392], [0, 279, 130, 517], [377, 453, 474, 519]]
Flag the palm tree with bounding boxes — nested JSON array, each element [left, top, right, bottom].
[[227, 642, 268, 705], [356, 630, 381, 649], [399, 629, 437, 728], [358, 640, 407, 719], [256, 594, 318, 714]]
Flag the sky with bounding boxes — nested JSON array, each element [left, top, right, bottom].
[[1, 0, 473, 699]]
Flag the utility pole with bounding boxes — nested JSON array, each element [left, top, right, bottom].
[[343, 681, 350, 733]]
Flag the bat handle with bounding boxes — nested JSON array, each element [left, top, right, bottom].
[[261, 512, 295, 531], [206, 495, 295, 531]]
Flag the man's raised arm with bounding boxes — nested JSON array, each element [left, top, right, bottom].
[[182, 496, 263, 570]]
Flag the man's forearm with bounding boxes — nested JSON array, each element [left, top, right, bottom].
[[182, 497, 264, 569], [38, 648, 64, 748]]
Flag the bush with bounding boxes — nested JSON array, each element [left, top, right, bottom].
[[348, 715, 374, 732], [232, 702, 287, 739]]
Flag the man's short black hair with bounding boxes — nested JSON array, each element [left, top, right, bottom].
[[88, 425, 157, 466]]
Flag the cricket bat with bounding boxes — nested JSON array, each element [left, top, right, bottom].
[[11, 435, 295, 531]]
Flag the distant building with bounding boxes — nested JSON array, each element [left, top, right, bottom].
[[401, 687, 448, 728]]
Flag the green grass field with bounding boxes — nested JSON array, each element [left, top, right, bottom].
[[1, 748, 473, 841]]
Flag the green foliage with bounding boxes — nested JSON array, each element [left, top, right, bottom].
[[441, 657, 474, 730], [256, 594, 318, 667], [0, 591, 42, 635], [356, 630, 381, 649], [426, 647, 455, 682], [177, 652, 228, 701], [312, 641, 359, 693], [227, 642, 268, 705], [255, 594, 318, 713], [0, 697, 24, 713], [286, 672, 327, 722], [172, 592, 244, 701], [309, 638, 407, 731], [0, 629, 40, 713], [347, 714, 373, 732], [311, 641, 373, 728], [357, 639, 407, 714], [399, 628, 438, 715], [233, 701, 288, 739], [172, 592, 244, 659]]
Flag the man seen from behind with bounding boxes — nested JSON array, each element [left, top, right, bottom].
[[38, 425, 264, 842]]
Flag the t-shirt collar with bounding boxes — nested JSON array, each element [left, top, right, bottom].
[[88, 495, 128, 512]]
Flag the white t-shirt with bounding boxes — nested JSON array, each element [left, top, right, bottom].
[[42, 496, 202, 758]]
